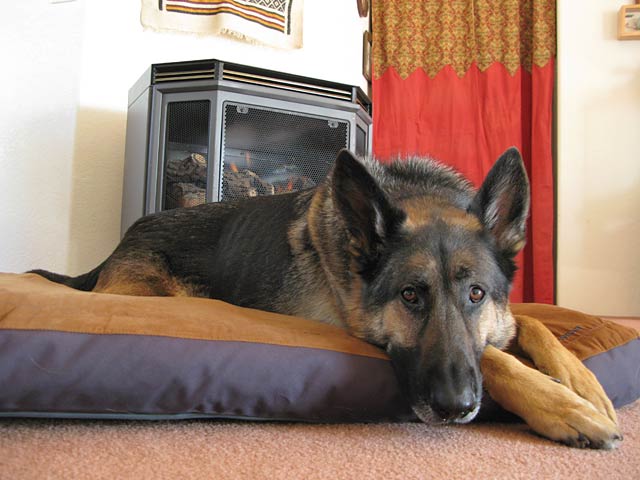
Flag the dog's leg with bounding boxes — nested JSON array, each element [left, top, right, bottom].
[[93, 255, 195, 297], [512, 315, 617, 424], [481, 345, 622, 449]]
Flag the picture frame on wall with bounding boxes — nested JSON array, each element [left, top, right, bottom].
[[618, 4, 640, 40], [362, 30, 372, 82]]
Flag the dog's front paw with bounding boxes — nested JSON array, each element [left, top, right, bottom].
[[515, 315, 617, 424], [481, 345, 622, 449], [518, 376, 622, 449], [540, 351, 617, 426]]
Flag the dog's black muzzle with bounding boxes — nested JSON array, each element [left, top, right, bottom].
[[424, 361, 481, 422], [388, 331, 483, 424]]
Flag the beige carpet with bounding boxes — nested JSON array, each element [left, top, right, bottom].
[[0, 400, 638, 479]]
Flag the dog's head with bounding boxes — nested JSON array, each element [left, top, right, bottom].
[[330, 148, 529, 423]]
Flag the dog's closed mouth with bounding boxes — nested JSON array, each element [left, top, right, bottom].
[[451, 403, 481, 424], [411, 399, 481, 425]]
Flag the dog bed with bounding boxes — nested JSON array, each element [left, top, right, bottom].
[[0, 273, 638, 421]]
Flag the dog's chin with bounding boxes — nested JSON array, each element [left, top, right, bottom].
[[411, 401, 481, 425], [411, 401, 439, 425], [451, 402, 481, 424]]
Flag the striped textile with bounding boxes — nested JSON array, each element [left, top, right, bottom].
[[141, 0, 303, 49]]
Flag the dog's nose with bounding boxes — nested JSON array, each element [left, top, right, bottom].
[[430, 387, 477, 422]]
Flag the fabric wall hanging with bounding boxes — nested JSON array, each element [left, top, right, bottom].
[[141, 0, 304, 49], [371, 0, 556, 304]]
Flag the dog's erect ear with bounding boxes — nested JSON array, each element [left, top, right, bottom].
[[469, 147, 530, 257], [331, 149, 405, 272]]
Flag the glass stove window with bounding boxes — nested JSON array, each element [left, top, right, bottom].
[[162, 100, 210, 210], [221, 103, 349, 203]]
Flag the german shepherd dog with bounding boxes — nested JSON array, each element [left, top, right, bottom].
[[32, 148, 621, 448]]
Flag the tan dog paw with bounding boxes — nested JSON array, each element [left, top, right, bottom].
[[514, 315, 617, 424], [482, 346, 622, 449]]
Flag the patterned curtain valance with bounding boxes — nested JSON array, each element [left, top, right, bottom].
[[372, 0, 556, 79]]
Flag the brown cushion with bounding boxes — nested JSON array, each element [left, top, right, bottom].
[[0, 273, 637, 421]]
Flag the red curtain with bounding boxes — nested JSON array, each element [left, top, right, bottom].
[[371, 1, 555, 303]]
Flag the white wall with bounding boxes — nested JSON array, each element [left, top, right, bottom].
[[0, 0, 368, 275], [557, 1, 640, 316], [0, 1, 84, 273]]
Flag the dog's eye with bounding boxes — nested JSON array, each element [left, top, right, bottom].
[[469, 286, 485, 303], [401, 287, 418, 304]]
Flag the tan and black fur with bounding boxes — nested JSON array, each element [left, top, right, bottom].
[[32, 148, 621, 448]]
